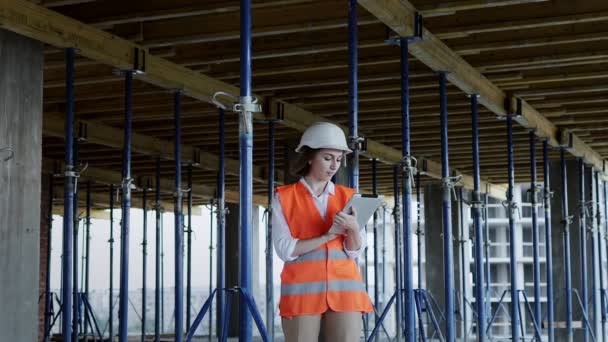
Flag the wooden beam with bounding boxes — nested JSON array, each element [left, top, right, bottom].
[[42, 112, 283, 184], [418, 0, 548, 17], [358, 0, 607, 175], [89, 0, 315, 28], [1, 0, 509, 199], [435, 11, 608, 40]]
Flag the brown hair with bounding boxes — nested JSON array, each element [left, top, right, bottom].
[[290, 146, 319, 177]]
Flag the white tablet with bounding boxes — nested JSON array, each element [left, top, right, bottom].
[[342, 193, 385, 228]]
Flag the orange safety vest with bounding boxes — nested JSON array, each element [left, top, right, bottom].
[[276, 181, 373, 317]]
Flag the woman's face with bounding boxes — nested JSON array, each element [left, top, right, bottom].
[[307, 148, 344, 182]]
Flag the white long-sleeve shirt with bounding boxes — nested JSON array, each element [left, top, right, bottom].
[[272, 178, 367, 262]]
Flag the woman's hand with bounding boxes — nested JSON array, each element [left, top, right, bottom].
[[333, 207, 360, 234]]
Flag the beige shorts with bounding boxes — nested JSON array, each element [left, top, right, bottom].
[[281, 310, 362, 342]]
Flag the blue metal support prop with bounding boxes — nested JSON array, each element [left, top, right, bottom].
[[187, 164, 193, 333], [400, 37, 416, 342], [43, 173, 54, 342], [109, 184, 116, 341], [416, 170, 422, 295], [529, 131, 542, 341], [174, 90, 185, 342], [505, 105, 520, 342], [439, 71, 456, 342], [61, 47, 75, 342], [84, 181, 92, 338], [372, 158, 380, 335], [560, 147, 574, 341], [595, 171, 607, 342], [579, 158, 590, 342], [543, 140, 555, 342], [208, 200, 214, 342], [266, 119, 276, 341], [72, 138, 80, 342], [483, 193, 492, 328], [604, 179, 608, 341], [590, 168, 602, 342], [394, 166, 403, 340], [347, 0, 359, 191], [470, 94, 486, 342], [154, 158, 161, 342], [142, 184, 149, 342], [239, 0, 255, 337], [367, 167, 403, 342], [118, 70, 134, 342], [217, 108, 226, 337]]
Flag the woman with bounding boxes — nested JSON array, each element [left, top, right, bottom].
[[272, 122, 373, 342]]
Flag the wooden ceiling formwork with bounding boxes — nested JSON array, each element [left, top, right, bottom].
[[2, 0, 608, 209]]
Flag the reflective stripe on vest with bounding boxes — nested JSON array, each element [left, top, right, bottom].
[[282, 280, 367, 296], [275, 181, 373, 317], [285, 249, 348, 265]]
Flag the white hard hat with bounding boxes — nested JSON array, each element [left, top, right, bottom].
[[295, 122, 352, 154]]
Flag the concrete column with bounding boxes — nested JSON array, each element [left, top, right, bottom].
[[0, 29, 43, 342]]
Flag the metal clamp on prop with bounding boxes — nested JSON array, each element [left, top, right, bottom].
[[502, 199, 521, 219], [470, 191, 484, 209], [561, 215, 574, 226], [527, 183, 544, 206], [348, 135, 367, 153], [400, 155, 418, 188], [212, 92, 262, 113], [442, 174, 463, 200], [173, 187, 190, 198]]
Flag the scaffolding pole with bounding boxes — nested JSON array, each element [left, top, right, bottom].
[[109, 184, 115, 341], [72, 138, 80, 342], [590, 168, 602, 341], [394, 166, 403, 339], [84, 181, 91, 337], [142, 185, 149, 342], [399, 37, 415, 342], [529, 131, 542, 341], [217, 107, 226, 337], [174, 90, 184, 342], [560, 147, 574, 341], [155, 158, 161, 342], [439, 71, 456, 342], [579, 158, 590, 342], [543, 140, 555, 342], [118, 69, 134, 342], [595, 171, 607, 342], [266, 120, 276, 341], [347, 0, 359, 191], [372, 157, 380, 337], [239, 0, 257, 336], [470, 93, 486, 342], [484, 193, 491, 329], [506, 108, 519, 342], [186, 164, 193, 332], [61, 47, 75, 342]]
